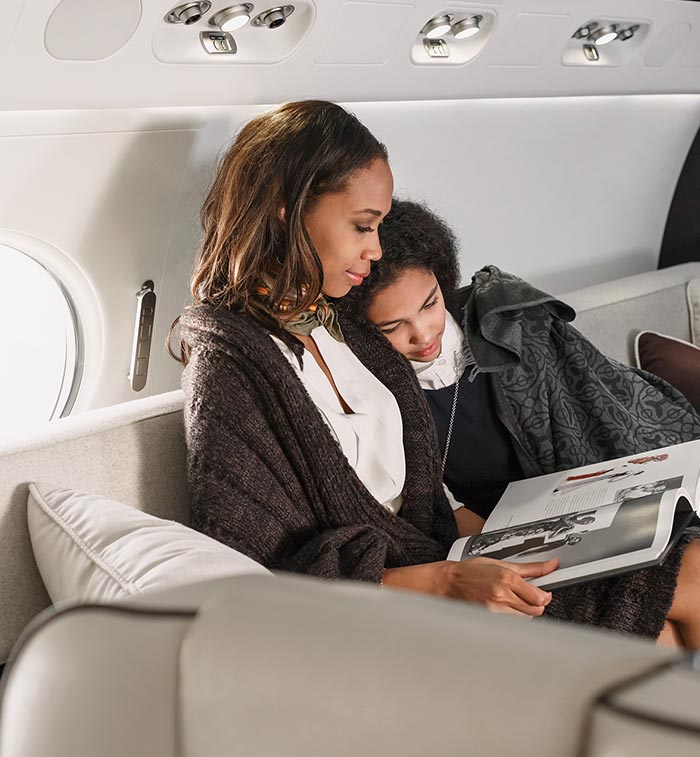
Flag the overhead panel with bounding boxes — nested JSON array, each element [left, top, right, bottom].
[[44, 0, 142, 61], [490, 12, 571, 67], [409, 6, 498, 66], [0, 0, 28, 60], [645, 22, 693, 67], [153, 0, 315, 63], [3, 1, 700, 110], [680, 28, 700, 66], [316, 2, 414, 65], [563, 17, 651, 67]]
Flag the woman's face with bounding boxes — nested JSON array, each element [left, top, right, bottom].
[[304, 158, 393, 298], [366, 268, 447, 362]]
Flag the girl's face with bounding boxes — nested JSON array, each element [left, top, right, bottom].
[[366, 268, 447, 362], [304, 158, 393, 298]]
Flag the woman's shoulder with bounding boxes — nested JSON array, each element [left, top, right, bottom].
[[180, 303, 271, 352]]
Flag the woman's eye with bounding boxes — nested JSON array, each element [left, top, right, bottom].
[[356, 225, 373, 233], [424, 297, 439, 309], [379, 324, 400, 335]]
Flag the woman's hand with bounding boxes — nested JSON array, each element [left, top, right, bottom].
[[442, 557, 557, 616], [382, 557, 558, 617]]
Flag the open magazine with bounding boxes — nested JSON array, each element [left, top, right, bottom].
[[447, 439, 700, 590]]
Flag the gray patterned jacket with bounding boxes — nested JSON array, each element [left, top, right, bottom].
[[457, 266, 700, 477]]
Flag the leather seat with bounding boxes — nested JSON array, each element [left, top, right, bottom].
[[2, 573, 700, 757]]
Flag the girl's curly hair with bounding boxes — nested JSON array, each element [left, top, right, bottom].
[[342, 198, 460, 319]]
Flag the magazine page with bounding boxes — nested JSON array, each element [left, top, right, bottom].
[[484, 439, 700, 532], [448, 489, 691, 589]]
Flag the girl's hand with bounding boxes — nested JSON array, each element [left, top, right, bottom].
[[382, 558, 558, 617]]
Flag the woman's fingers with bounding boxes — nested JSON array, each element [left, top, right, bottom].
[[503, 559, 557, 608], [508, 574, 552, 610], [509, 558, 559, 578], [499, 592, 546, 617], [486, 601, 532, 617]]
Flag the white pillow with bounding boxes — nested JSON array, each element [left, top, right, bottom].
[[27, 482, 270, 604]]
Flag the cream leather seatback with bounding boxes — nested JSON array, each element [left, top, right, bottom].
[[2, 574, 700, 757]]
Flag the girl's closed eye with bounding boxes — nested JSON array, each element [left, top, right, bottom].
[[356, 225, 374, 233], [380, 323, 401, 335], [424, 296, 439, 309]]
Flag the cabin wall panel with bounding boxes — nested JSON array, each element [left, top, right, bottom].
[[0, 125, 197, 411], [1, 95, 699, 414], [352, 96, 700, 293]]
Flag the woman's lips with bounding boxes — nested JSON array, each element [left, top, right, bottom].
[[346, 270, 368, 286], [413, 338, 440, 359]]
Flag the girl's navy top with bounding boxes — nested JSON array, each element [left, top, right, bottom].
[[424, 302, 524, 519]]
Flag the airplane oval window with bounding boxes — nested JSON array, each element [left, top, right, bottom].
[[0, 244, 81, 437]]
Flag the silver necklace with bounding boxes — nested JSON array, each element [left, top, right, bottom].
[[441, 377, 460, 476]]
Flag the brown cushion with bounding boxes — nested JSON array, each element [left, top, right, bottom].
[[635, 331, 700, 412]]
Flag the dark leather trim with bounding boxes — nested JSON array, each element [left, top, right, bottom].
[[660, 123, 700, 269], [577, 654, 700, 756]]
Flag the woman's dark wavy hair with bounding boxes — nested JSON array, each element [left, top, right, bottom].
[[170, 99, 388, 363], [343, 198, 460, 319]]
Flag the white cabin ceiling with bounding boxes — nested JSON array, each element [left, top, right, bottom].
[[2, 0, 700, 110]]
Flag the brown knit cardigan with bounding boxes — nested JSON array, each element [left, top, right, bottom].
[[180, 304, 458, 583], [182, 298, 700, 640]]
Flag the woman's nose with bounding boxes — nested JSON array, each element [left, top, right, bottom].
[[364, 234, 382, 261]]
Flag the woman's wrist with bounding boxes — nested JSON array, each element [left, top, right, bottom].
[[381, 562, 452, 597]]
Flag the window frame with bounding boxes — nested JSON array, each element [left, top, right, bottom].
[[0, 231, 102, 422]]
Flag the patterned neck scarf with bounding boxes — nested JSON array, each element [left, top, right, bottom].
[[256, 286, 344, 342]]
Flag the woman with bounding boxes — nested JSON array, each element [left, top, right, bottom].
[[178, 101, 700, 645], [344, 198, 700, 647], [178, 99, 557, 618]]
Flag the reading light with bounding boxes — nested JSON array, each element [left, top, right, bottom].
[[591, 24, 618, 45], [165, 1, 211, 24], [422, 15, 452, 40], [618, 26, 637, 42], [452, 15, 482, 40], [210, 3, 253, 32], [251, 5, 295, 29], [573, 22, 598, 39]]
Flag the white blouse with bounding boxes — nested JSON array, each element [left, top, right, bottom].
[[271, 326, 406, 514]]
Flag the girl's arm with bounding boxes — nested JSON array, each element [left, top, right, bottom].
[[443, 484, 485, 537], [454, 506, 485, 537]]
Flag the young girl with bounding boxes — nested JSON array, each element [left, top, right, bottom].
[[345, 198, 700, 647]]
